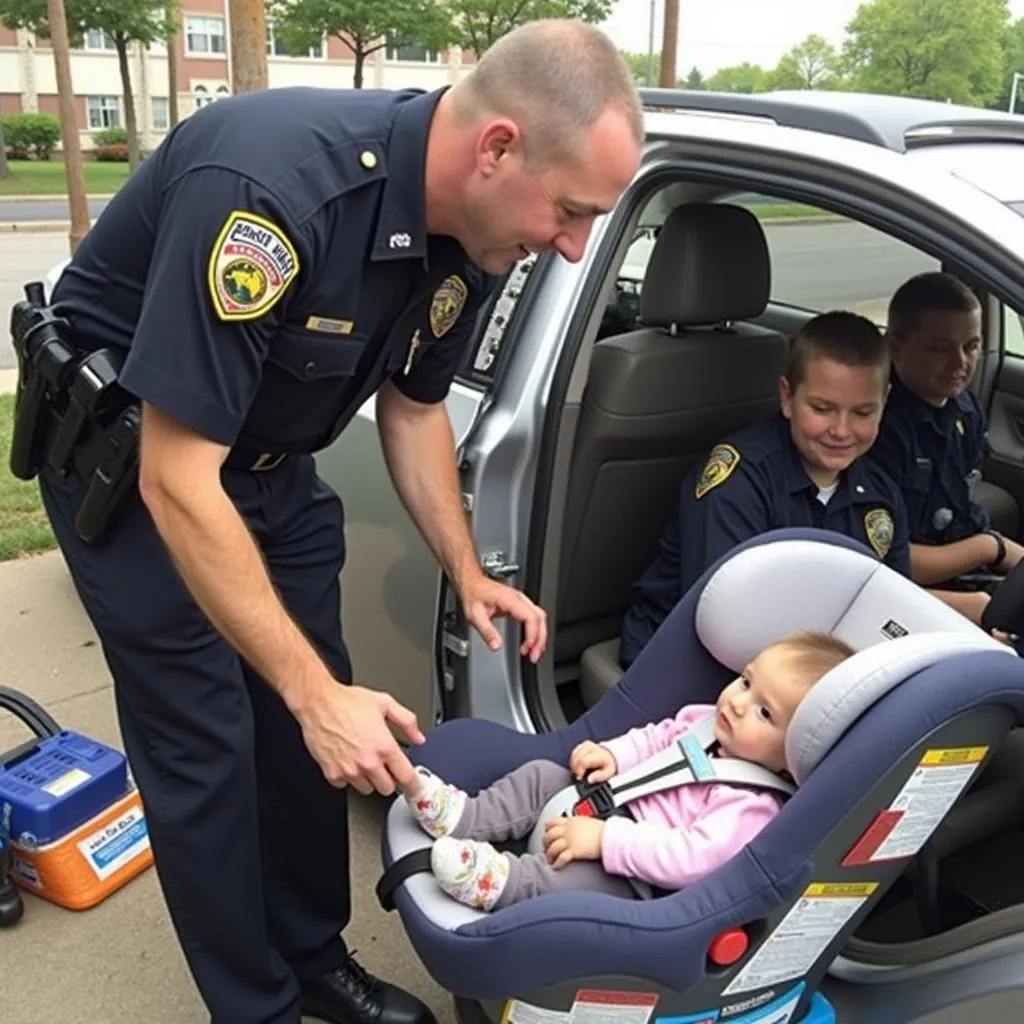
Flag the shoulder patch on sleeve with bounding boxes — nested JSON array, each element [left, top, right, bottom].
[[695, 444, 741, 499], [207, 210, 300, 321], [864, 507, 894, 558], [429, 275, 468, 338]]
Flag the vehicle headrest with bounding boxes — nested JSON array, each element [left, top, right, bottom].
[[693, 539, 1015, 784], [639, 203, 771, 328]]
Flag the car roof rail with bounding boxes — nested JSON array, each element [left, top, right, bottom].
[[638, 88, 1024, 152]]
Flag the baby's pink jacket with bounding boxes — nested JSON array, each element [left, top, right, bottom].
[[598, 704, 783, 891]]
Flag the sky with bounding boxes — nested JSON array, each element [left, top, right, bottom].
[[600, 0, 1024, 77]]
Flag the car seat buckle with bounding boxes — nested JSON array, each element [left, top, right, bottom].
[[572, 780, 616, 818]]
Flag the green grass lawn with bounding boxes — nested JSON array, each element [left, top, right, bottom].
[[746, 201, 834, 220], [0, 393, 56, 560], [0, 159, 131, 196]]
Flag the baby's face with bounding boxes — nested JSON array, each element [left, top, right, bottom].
[[713, 644, 810, 773]]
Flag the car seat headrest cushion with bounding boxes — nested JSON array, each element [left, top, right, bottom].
[[692, 539, 1014, 783]]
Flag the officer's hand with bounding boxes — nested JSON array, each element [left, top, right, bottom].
[[569, 740, 618, 784], [459, 573, 548, 663], [297, 684, 425, 797]]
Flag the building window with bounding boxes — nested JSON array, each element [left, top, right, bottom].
[[151, 97, 168, 130], [386, 40, 440, 62], [185, 15, 225, 55], [87, 96, 120, 130], [193, 84, 229, 110], [84, 28, 116, 51], [266, 19, 323, 58]]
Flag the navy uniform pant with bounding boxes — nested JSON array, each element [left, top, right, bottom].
[[39, 453, 351, 1024]]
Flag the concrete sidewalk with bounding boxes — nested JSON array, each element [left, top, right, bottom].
[[0, 550, 454, 1024]]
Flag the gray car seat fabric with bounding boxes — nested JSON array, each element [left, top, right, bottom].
[[557, 204, 790, 667]]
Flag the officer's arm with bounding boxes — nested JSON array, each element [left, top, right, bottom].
[[677, 451, 770, 594], [125, 169, 338, 713], [375, 269, 497, 592], [884, 493, 913, 578], [909, 535, 1001, 584]]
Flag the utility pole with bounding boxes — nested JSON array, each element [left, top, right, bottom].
[[46, 0, 90, 253], [659, 0, 678, 88], [167, 4, 180, 127], [228, 0, 268, 94]]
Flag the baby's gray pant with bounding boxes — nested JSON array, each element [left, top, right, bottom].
[[450, 758, 636, 908]]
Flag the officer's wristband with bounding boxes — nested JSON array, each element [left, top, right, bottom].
[[984, 529, 1007, 570]]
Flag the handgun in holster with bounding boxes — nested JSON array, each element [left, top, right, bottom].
[[9, 281, 140, 546]]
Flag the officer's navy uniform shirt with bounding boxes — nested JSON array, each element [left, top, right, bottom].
[[50, 86, 498, 456], [870, 371, 990, 545], [619, 413, 912, 666]]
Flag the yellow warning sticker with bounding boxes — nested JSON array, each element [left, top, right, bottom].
[[803, 882, 879, 898], [920, 746, 988, 766], [42, 767, 91, 798], [721, 880, 880, 996]]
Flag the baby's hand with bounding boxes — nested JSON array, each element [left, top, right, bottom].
[[569, 740, 617, 784], [544, 816, 605, 868]]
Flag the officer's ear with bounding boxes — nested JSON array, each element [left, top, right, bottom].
[[477, 118, 522, 176], [778, 374, 794, 417]]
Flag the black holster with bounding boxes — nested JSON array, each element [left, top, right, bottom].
[[9, 281, 140, 546]]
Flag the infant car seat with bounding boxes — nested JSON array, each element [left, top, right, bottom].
[[377, 528, 1024, 1024]]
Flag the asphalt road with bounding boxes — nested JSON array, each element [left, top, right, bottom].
[[0, 197, 111, 222], [0, 216, 937, 371]]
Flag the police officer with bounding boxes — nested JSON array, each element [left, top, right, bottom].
[[619, 311, 911, 668], [20, 21, 643, 1024], [872, 272, 1024, 604]]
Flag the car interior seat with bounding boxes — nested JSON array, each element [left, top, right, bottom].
[[377, 527, 1024, 1024], [555, 202, 790, 676]]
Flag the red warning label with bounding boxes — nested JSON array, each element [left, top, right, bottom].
[[571, 990, 659, 1024], [841, 810, 905, 867]]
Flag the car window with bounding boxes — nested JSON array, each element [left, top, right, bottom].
[[611, 191, 941, 330], [1003, 302, 1024, 358], [725, 194, 940, 325]]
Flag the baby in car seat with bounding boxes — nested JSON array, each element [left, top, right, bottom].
[[403, 630, 854, 911]]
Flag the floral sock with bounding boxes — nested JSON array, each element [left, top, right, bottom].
[[430, 836, 510, 911], [405, 767, 467, 839]]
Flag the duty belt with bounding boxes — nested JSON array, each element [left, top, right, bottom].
[[222, 449, 291, 472]]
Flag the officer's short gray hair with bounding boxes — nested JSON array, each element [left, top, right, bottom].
[[451, 19, 643, 166]]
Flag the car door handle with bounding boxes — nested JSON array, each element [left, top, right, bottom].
[[481, 551, 519, 578]]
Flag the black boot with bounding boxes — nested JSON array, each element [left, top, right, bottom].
[[300, 952, 437, 1024]]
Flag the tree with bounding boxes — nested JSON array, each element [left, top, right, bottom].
[[842, 0, 1009, 107], [998, 16, 1024, 109], [705, 63, 767, 94], [765, 34, 841, 90], [0, 104, 9, 179], [0, 0, 178, 169], [444, 0, 613, 56], [682, 66, 704, 90], [268, 0, 453, 88], [619, 49, 659, 86]]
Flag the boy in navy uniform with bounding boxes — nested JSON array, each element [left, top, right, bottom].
[[24, 21, 644, 1024], [621, 311, 955, 668], [872, 272, 1024, 601]]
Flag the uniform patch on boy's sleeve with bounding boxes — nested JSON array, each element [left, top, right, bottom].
[[695, 444, 741, 499], [864, 507, 894, 558], [207, 210, 300, 321]]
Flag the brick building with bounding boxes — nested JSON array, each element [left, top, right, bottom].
[[0, 3, 475, 151]]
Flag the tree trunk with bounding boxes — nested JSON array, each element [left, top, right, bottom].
[[659, 0, 679, 87], [167, 4, 179, 127], [46, 0, 90, 253], [228, 0, 268, 93], [0, 116, 10, 179], [115, 37, 140, 171], [353, 46, 364, 88]]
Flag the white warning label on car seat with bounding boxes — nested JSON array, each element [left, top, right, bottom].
[[721, 882, 877, 997], [841, 746, 988, 866], [502, 991, 658, 1024]]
